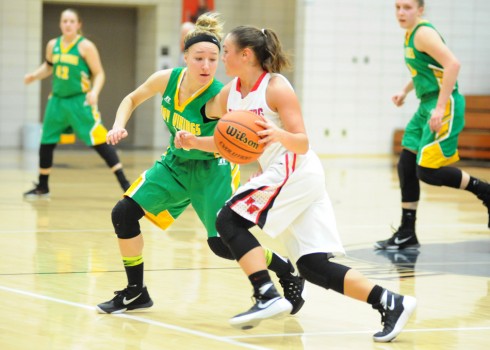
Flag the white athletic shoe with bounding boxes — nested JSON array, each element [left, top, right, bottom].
[[229, 282, 293, 330]]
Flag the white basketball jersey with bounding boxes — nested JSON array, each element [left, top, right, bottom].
[[226, 72, 293, 169], [226, 72, 345, 261]]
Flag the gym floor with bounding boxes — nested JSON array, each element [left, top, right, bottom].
[[0, 149, 488, 349]]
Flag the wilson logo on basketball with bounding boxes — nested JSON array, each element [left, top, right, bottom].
[[225, 126, 260, 150]]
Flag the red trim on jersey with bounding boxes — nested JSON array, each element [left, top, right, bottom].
[[254, 153, 295, 223], [230, 187, 265, 224], [236, 71, 268, 93], [229, 152, 297, 225]]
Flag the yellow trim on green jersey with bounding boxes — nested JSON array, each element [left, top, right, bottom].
[[173, 69, 215, 113]]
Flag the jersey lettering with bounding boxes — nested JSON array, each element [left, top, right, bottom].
[[163, 109, 202, 135], [55, 65, 69, 80], [52, 53, 79, 66], [228, 107, 264, 116], [404, 47, 415, 59]]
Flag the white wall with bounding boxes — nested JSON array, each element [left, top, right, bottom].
[[0, 0, 180, 150], [296, 0, 490, 155], [0, 0, 42, 148], [1, 0, 489, 152]]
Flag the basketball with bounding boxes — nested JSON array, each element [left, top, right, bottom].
[[214, 110, 265, 164]]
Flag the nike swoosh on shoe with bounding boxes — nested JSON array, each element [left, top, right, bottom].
[[123, 293, 142, 305], [394, 236, 413, 245], [257, 297, 281, 309]]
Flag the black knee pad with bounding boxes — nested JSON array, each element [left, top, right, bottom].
[[93, 143, 120, 168], [39, 143, 57, 169], [297, 253, 350, 294], [207, 236, 234, 260], [215, 205, 254, 244], [397, 149, 420, 202], [416, 165, 462, 188], [215, 205, 259, 261], [416, 165, 443, 186], [112, 197, 145, 239]]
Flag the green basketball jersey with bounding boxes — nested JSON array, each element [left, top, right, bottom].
[[161, 67, 224, 160], [404, 21, 458, 99], [51, 36, 91, 97]]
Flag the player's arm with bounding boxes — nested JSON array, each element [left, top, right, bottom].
[[175, 83, 232, 152], [80, 39, 105, 106], [415, 26, 460, 132], [107, 70, 171, 145], [261, 76, 309, 154], [24, 39, 56, 84]]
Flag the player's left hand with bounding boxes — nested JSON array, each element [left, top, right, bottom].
[[429, 108, 444, 133], [256, 118, 284, 148]]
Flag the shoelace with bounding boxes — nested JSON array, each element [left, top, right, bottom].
[[113, 288, 132, 299], [373, 303, 386, 325]]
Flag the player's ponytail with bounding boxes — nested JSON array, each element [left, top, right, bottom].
[[229, 26, 291, 73]]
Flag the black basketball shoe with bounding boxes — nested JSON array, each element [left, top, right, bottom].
[[374, 227, 420, 250], [229, 282, 292, 330], [96, 285, 153, 314], [23, 183, 50, 199], [372, 290, 417, 342], [477, 190, 490, 228], [278, 261, 306, 315]]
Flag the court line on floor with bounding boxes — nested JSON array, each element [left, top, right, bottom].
[[0, 228, 199, 234], [228, 325, 490, 339], [0, 284, 269, 350]]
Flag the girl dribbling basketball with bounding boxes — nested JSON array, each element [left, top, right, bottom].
[[176, 25, 417, 342]]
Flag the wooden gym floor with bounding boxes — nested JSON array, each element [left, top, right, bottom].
[[0, 148, 488, 349]]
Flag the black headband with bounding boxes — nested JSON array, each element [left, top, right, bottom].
[[184, 33, 221, 51]]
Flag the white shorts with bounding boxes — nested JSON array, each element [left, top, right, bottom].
[[228, 150, 345, 264]]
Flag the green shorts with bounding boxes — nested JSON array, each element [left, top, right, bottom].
[[126, 152, 240, 237], [401, 91, 465, 168], [41, 93, 108, 146]]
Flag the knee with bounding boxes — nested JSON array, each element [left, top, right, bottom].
[[93, 143, 120, 168], [112, 197, 145, 239], [39, 144, 57, 169], [416, 165, 442, 186], [296, 253, 330, 288], [215, 205, 235, 243], [397, 149, 417, 182], [297, 253, 349, 294], [207, 237, 234, 260]]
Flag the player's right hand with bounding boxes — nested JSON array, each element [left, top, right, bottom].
[[107, 127, 128, 145], [392, 92, 406, 107], [24, 73, 35, 85]]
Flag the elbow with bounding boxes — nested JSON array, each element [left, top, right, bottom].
[[297, 139, 310, 155], [450, 59, 461, 73]]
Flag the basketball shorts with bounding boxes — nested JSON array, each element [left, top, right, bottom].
[[126, 152, 240, 237], [41, 93, 108, 146], [227, 150, 345, 264], [402, 91, 465, 168]]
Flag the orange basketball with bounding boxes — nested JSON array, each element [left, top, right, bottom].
[[214, 110, 265, 164]]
